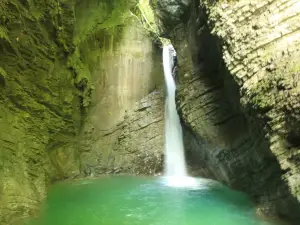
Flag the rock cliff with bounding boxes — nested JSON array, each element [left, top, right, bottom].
[[150, 0, 300, 223], [0, 1, 81, 223], [0, 0, 164, 224]]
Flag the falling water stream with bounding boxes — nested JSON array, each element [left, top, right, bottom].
[[163, 44, 187, 177], [162, 44, 198, 187]]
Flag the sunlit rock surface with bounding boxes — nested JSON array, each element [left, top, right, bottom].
[[76, 12, 164, 176]]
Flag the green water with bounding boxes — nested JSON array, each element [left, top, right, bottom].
[[25, 176, 280, 225]]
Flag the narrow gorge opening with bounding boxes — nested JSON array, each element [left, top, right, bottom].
[[1, 0, 300, 225], [22, 40, 284, 225]]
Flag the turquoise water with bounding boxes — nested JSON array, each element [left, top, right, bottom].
[[25, 176, 280, 225]]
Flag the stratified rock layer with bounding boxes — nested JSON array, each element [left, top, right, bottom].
[[79, 89, 164, 176], [151, 0, 300, 223]]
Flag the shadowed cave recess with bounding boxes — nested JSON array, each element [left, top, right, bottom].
[[0, 0, 300, 225]]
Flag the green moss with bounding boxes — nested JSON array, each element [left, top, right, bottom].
[[290, 61, 300, 73], [0, 67, 7, 82], [131, 0, 170, 45], [0, 0, 158, 223], [0, 26, 10, 42], [74, 0, 136, 44], [67, 48, 93, 109], [67, 49, 91, 84], [0, 67, 7, 86], [0, 0, 8, 10], [137, 0, 159, 34], [246, 71, 295, 114], [250, 79, 276, 111]]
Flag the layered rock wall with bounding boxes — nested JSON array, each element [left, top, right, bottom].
[[79, 90, 164, 176], [0, 1, 81, 223], [0, 0, 164, 224], [150, 0, 300, 223], [203, 0, 300, 204]]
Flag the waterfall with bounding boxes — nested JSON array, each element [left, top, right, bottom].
[[163, 44, 188, 178], [162, 44, 198, 188]]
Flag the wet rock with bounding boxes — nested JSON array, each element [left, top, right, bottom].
[[150, 0, 300, 223]]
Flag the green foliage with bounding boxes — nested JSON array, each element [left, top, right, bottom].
[[0, 66, 7, 86], [137, 0, 159, 34], [0, 26, 10, 42], [132, 0, 169, 45], [0, 0, 8, 11], [74, 0, 135, 44], [0, 67, 7, 77], [67, 49, 91, 85]]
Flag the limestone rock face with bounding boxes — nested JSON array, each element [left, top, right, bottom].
[[151, 0, 300, 223], [81, 17, 163, 134], [75, 11, 164, 176], [79, 89, 164, 176]]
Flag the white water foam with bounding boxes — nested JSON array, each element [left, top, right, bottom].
[[163, 44, 199, 188]]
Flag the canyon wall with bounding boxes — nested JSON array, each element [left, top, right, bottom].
[[0, 1, 81, 223], [0, 0, 164, 224], [150, 0, 300, 223], [4, 0, 300, 223]]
